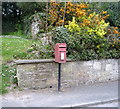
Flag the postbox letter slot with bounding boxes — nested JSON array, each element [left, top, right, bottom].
[[59, 47, 65, 48]]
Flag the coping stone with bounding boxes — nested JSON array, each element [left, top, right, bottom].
[[14, 59, 72, 65]]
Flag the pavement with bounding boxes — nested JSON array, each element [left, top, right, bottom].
[[0, 35, 22, 38], [0, 80, 119, 108]]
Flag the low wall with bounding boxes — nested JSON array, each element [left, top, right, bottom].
[[15, 59, 119, 90]]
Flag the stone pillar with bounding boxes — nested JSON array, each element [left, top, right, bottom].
[[31, 19, 39, 39]]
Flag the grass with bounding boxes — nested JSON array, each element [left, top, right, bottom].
[[1, 37, 38, 63], [3, 30, 31, 39], [0, 64, 17, 94], [1, 37, 40, 94]]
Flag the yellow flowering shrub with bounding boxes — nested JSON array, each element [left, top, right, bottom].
[[65, 17, 80, 32], [48, 1, 89, 26], [65, 12, 109, 38], [49, 1, 120, 60]]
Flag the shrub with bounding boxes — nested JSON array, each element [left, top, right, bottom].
[[48, 2, 89, 27], [52, 26, 70, 44], [51, 2, 120, 60], [14, 42, 53, 60], [27, 43, 54, 59]]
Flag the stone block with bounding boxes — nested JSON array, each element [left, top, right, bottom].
[[84, 60, 93, 66], [93, 62, 101, 70], [106, 64, 113, 71], [34, 73, 51, 79]]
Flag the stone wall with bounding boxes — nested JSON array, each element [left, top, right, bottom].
[[15, 59, 119, 90]]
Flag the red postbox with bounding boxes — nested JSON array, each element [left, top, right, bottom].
[[55, 43, 66, 63]]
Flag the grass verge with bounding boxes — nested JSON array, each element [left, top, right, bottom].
[[1, 37, 40, 94], [1, 37, 39, 63], [0, 64, 17, 94]]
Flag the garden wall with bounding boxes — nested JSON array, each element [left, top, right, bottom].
[[15, 59, 119, 90]]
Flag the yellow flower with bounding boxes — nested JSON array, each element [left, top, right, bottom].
[[67, 2, 73, 6], [89, 14, 93, 17], [58, 20, 64, 23], [71, 8, 75, 12], [102, 11, 107, 14], [65, 17, 80, 32], [97, 45, 100, 48], [114, 30, 119, 34], [114, 27, 118, 29], [83, 19, 90, 24], [60, 8, 64, 12], [102, 15, 109, 20], [66, 10, 70, 14]]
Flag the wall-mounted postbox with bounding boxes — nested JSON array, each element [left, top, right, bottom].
[[55, 43, 66, 63]]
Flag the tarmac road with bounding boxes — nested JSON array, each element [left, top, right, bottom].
[[1, 80, 119, 108]]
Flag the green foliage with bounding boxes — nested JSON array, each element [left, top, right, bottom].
[[91, 2, 120, 29], [2, 2, 46, 36], [52, 26, 70, 43], [9, 30, 31, 39], [67, 34, 111, 60], [69, 34, 119, 60], [11, 23, 31, 38], [102, 3, 120, 28], [0, 64, 17, 94], [2, 2, 22, 34], [17, 2, 46, 37], [52, 21, 120, 61], [15, 42, 53, 60], [16, 2, 46, 16]]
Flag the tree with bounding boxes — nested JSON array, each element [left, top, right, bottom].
[[2, 2, 21, 34]]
